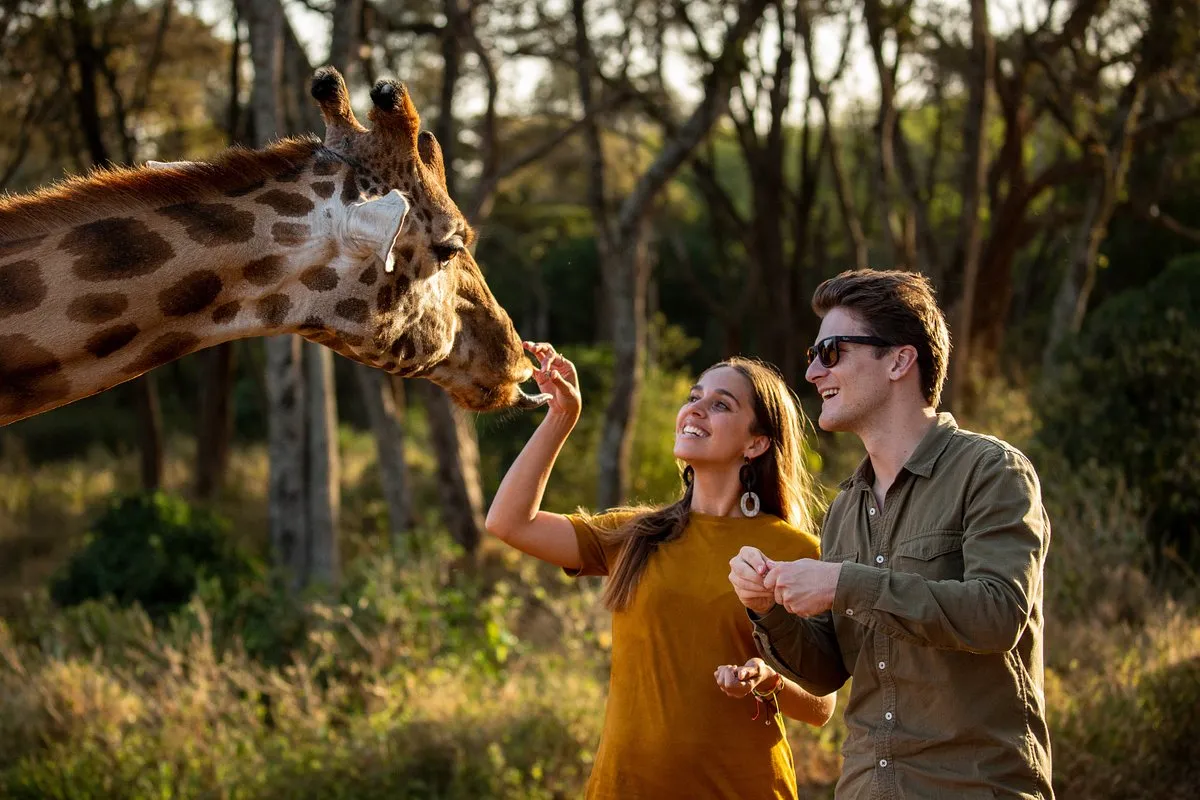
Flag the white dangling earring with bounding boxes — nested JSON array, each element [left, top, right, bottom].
[[739, 456, 760, 517]]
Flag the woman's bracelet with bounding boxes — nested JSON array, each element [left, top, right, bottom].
[[752, 672, 784, 699], [750, 672, 784, 726]]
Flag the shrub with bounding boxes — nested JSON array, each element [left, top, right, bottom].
[[1037, 254, 1200, 565], [50, 492, 260, 620]]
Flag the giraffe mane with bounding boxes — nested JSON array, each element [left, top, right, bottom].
[[0, 136, 326, 240]]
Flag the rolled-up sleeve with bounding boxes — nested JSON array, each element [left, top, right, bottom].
[[833, 448, 1050, 653]]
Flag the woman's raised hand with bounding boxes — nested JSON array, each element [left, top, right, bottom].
[[524, 341, 581, 421]]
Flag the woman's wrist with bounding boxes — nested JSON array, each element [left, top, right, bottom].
[[543, 408, 580, 433], [752, 670, 783, 697]]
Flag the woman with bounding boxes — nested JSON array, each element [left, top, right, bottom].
[[485, 342, 835, 799]]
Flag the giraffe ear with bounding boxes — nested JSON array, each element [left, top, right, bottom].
[[417, 131, 447, 189], [344, 189, 411, 273]]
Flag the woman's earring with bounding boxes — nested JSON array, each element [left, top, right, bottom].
[[682, 465, 694, 488], [739, 456, 760, 517]]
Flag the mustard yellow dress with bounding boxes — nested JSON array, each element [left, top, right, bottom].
[[565, 510, 821, 800]]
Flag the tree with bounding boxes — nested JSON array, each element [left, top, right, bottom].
[[573, 0, 771, 507]]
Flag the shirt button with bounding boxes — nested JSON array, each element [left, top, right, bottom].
[[879, 759, 888, 768], [845, 608, 854, 616], [875, 555, 885, 564], [868, 507, 877, 516], [885, 712, 893, 720], [878, 661, 886, 670]]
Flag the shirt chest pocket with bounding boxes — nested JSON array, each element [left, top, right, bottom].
[[892, 530, 965, 581]]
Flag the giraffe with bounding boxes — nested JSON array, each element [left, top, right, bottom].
[[0, 66, 545, 426]]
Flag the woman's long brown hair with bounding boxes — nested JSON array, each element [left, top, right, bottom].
[[585, 357, 823, 612]]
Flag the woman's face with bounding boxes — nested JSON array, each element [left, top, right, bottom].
[[673, 366, 765, 466]]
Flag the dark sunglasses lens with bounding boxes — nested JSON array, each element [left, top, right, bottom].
[[819, 340, 838, 367], [806, 346, 818, 366]]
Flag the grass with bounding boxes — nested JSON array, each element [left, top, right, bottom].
[[1, 383, 1197, 798]]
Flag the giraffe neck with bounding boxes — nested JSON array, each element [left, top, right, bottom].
[[0, 141, 362, 424]]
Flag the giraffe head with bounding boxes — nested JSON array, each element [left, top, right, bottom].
[[293, 67, 543, 412]]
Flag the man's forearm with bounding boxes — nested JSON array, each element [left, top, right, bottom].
[[750, 605, 850, 696]]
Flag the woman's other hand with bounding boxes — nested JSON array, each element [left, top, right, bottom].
[[524, 341, 581, 422], [714, 657, 778, 699]]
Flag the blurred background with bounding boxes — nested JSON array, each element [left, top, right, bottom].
[[1, 0, 1198, 796]]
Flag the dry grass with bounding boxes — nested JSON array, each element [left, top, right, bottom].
[[1, 384, 1197, 798]]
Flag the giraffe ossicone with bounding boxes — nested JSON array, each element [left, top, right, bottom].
[[0, 66, 547, 425]]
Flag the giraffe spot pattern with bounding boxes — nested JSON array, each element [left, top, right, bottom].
[[224, 179, 266, 198], [159, 270, 224, 317], [63, 218, 175, 281], [123, 332, 202, 375], [0, 260, 46, 320], [339, 333, 364, 347], [0, 234, 47, 259], [397, 245, 414, 264], [358, 266, 377, 285], [85, 323, 140, 358], [159, 202, 256, 246], [255, 190, 315, 217], [376, 284, 397, 314], [0, 334, 69, 415], [67, 292, 129, 324], [341, 167, 360, 205], [275, 164, 305, 183], [242, 255, 284, 286], [312, 181, 336, 199], [335, 298, 368, 324], [271, 222, 309, 246], [300, 266, 339, 291], [256, 294, 292, 327], [212, 301, 239, 324]]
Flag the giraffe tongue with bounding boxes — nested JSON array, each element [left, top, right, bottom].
[[515, 388, 551, 410]]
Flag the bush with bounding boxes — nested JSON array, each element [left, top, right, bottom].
[[50, 492, 260, 620], [1037, 254, 1200, 564]]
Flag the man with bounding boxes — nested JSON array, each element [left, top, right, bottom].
[[730, 269, 1054, 799]]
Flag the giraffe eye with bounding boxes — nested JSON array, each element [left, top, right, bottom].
[[431, 242, 463, 265]]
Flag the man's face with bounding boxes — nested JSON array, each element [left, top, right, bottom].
[[804, 307, 893, 433]]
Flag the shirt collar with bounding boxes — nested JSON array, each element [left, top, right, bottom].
[[836, 412, 958, 490]]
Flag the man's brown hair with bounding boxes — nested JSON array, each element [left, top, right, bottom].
[[812, 269, 951, 406]]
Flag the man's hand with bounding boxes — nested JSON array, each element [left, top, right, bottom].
[[763, 558, 843, 617], [728, 546, 777, 615]]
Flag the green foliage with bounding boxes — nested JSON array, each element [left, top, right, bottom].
[[1037, 254, 1200, 562], [50, 492, 260, 620]]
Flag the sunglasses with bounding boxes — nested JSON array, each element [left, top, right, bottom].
[[806, 335, 894, 368]]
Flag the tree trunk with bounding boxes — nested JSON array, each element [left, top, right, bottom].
[[1045, 81, 1147, 372], [596, 232, 650, 508], [132, 376, 163, 490], [577, 0, 770, 508], [328, 0, 364, 82], [306, 341, 340, 587], [194, 343, 236, 500], [947, 0, 994, 411], [355, 366, 415, 547], [266, 335, 309, 592], [247, 0, 309, 591], [420, 383, 486, 556]]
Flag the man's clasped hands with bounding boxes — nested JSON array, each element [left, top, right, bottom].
[[727, 547, 846, 618]]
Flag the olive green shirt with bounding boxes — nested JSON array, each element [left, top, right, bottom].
[[750, 413, 1054, 799]]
